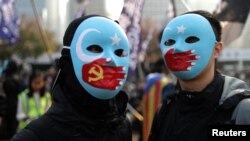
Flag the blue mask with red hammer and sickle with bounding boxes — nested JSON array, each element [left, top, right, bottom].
[[68, 16, 130, 100], [160, 14, 216, 80]]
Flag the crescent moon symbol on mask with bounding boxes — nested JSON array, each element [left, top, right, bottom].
[[76, 28, 102, 62]]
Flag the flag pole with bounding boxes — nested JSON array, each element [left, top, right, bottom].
[[127, 103, 144, 121], [30, 0, 53, 63], [181, 0, 191, 12]]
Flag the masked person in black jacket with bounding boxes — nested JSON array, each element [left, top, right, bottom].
[[11, 15, 132, 141], [149, 10, 250, 141]]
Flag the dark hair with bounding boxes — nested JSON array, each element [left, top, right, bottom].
[[158, 29, 164, 43], [184, 10, 222, 42], [3, 60, 19, 76], [28, 70, 45, 97]]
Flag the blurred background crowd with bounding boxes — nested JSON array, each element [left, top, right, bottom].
[[0, 0, 249, 141]]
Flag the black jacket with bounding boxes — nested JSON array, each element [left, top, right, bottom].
[[149, 72, 225, 141], [149, 72, 250, 141], [11, 83, 132, 141], [1, 76, 20, 139]]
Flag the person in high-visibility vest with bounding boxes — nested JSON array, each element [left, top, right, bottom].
[[17, 70, 51, 130]]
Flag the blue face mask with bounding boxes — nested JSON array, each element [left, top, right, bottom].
[[160, 14, 216, 80], [67, 17, 130, 100]]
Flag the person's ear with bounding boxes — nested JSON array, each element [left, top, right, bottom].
[[214, 42, 223, 59]]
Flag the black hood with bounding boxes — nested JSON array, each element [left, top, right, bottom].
[[47, 81, 128, 136]]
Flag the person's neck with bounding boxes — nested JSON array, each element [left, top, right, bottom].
[[179, 69, 215, 92]]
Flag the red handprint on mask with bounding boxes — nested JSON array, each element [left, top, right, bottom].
[[82, 58, 126, 90], [165, 48, 198, 71]]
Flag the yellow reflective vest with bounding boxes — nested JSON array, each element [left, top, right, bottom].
[[18, 89, 51, 129]]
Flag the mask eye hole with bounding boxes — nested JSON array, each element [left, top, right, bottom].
[[185, 36, 200, 43], [164, 39, 176, 46], [87, 45, 103, 53], [115, 49, 127, 57]]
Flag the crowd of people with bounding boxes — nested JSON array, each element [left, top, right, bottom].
[[0, 61, 56, 140]]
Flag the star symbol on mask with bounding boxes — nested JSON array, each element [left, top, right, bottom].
[[177, 25, 186, 34], [110, 33, 121, 46]]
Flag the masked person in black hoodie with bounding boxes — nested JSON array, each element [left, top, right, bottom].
[[11, 15, 132, 141], [149, 10, 250, 141]]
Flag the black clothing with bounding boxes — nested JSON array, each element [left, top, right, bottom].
[[149, 72, 226, 141], [11, 83, 132, 141], [1, 76, 20, 139]]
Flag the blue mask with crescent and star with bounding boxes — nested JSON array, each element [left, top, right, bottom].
[[160, 14, 216, 80], [68, 16, 130, 100]]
